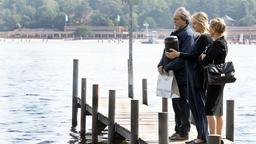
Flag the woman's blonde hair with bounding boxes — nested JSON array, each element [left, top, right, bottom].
[[209, 17, 226, 34], [192, 11, 209, 33]]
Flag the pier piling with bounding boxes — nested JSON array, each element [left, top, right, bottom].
[[162, 98, 168, 112], [131, 99, 139, 144], [72, 59, 78, 127], [208, 134, 221, 144], [128, 59, 134, 99], [158, 112, 168, 144], [142, 79, 148, 105], [92, 84, 99, 143], [108, 90, 116, 143], [80, 78, 86, 137], [226, 100, 234, 141]]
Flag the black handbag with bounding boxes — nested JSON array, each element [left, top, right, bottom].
[[206, 61, 236, 85]]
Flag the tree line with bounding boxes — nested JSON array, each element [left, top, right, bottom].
[[0, 0, 255, 31]]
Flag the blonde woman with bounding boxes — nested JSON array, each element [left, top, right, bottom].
[[199, 18, 228, 144], [166, 12, 212, 143]]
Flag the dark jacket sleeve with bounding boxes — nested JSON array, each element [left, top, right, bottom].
[[180, 34, 212, 61], [201, 41, 226, 66], [163, 34, 194, 71], [157, 50, 165, 67]]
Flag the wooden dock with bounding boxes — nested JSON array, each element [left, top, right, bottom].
[[83, 96, 194, 144], [71, 59, 235, 144]]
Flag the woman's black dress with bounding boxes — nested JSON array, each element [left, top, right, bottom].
[[200, 36, 227, 116]]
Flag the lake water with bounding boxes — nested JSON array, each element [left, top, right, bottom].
[[0, 39, 255, 144]]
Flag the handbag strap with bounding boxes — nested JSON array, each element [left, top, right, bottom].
[[224, 43, 229, 62]]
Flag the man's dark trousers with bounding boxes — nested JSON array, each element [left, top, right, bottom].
[[172, 84, 190, 136]]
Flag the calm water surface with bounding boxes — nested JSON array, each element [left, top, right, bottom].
[[0, 39, 255, 144]]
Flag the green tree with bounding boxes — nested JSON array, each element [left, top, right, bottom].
[[1, 0, 256, 31], [74, 1, 92, 24], [74, 25, 91, 38], [53, 12, 66, 30], [90, 12, 109, 26], [0, 9, 18, 30], [34, 0, 59, 28], [143, 17, 156, 28], [238, 15, 256, 26]]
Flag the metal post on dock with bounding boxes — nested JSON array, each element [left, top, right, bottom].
[[72, 59, 78, 128], [162, 98, 168, 112], [158, 112, 168, 144], [208, 134, 221, 144], [142, 79, 148, 105], [108, 90, 116, 144], [127, 0, 134, 99], [80, 78, 86, 137], [131, 99, 139, 144], [128, 59, 134, 99], [226, 100, 234, 141], [92, 84, 99, 143]]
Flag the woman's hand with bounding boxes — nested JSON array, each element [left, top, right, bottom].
[[200, 53, 206, 60], [165, 48, 180, 59]]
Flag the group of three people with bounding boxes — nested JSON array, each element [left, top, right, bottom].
[[158, 7, 228, 144]]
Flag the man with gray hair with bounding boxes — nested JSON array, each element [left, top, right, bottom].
[[158, 7, 195, 141]]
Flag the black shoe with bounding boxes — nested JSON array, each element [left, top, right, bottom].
[[185, 139, 206, 144], [221, 139, 224, 144], [169, 133, 188, 141]]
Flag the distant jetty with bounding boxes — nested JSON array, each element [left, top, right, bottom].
[[1, 26, 256, 44]]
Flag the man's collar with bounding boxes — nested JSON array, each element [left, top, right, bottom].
[[172, 24, 189, 36]]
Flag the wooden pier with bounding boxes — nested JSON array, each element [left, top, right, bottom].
[[71, 59, 235, 144]]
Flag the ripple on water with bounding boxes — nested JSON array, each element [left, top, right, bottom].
[[25, 93, 40, 96], [36, 140, 55, 144], [7, 129, 23, 133], [0, 95, 11, 97]]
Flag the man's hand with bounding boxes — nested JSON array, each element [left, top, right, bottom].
[[158, 66, 168, 75], [158, 66, 164, 75]]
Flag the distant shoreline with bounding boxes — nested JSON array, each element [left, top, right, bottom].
[[1, 26, 256, 45], [1, 37, 255, 45]]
